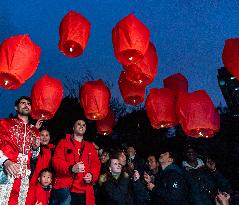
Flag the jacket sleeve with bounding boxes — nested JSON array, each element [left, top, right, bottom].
[[132, 179, 150, 204], [52, 139, 72, 176], [152, 172, 189, 204], [88, 143, 101, 183], [25, 186, 36, 205]]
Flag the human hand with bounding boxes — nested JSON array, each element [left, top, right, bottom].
[[3, 160, 20, 178], [72, 162, 85, 173], [147, 182, 155, 191], [99, 174, 107, 184], [35, 201, 42, 205], [127, 162, 134, 171], [144, 172, 151, 183], [215, 192, 230, 205], [35, 120, 43, 130], [133, 170, 140, 181], [83, 172, 93, 183]]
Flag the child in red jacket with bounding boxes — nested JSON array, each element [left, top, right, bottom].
[[26, 168, 53, 205]]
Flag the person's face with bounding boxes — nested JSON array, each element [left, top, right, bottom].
[[109, 159, 122, 173], [147, 156, 159, 170], [39, 171, 52, 187], [100, 152, 109, 164], [40, 130, 50, 145], [73, 120, 86, 136], [159, 152, 172, 164], [15, 99, 31, 116], [127, 147, 136, 157], [186, 148, 197, 162], [118, 152, 127, 166]]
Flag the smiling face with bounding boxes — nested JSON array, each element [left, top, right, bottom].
[[40, 130, 51, 145], [73, 120, 86, 136], [15, 99, 31, 116]]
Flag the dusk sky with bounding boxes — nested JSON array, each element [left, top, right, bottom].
[[1, 0, 239, 118]]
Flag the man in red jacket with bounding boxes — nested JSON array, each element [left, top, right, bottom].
[[0, 96, 40, 205], [52, 119, 100, 205]]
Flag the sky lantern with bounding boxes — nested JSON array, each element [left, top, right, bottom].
[[118, 71, 146, 106], [177, 90, 220, 138], [145, 88, 177, 129], [31, 74, 64, 120], [96, 108, 116, 135], [80, 79, 110, 120], [59, 10, 91, 57], [112, 13, 150, 65], [163, 73, 188, 98], [123, 42, 158, 86], [0, 34, 41, 89], [222, 38, 239, 80]]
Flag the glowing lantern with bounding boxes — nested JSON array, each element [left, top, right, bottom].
[[118, 71, 146, 106], [123, 42, 158, 86], [163, 73, 188, 98], [59, 11, 91, 57], [112, 13, 150, 65], [0, 34, 41, 89], [31, 74, 64, 120], [96, 109, 115, 135], [177, 90, 220, 138], [80, 80, 110, 120], [222, 38, 239, 80], [145, 88, 177, 129]]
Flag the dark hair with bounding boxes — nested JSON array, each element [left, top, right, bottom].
[[38, 168, 53, 178], [15, 96, 32, 107], [110, 149, 125, 160]]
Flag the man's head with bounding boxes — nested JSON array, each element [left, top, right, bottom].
[[159, 151, 175, 168], [40, 129, 51, 145], [147, 155, 159, 171], [100, 150, 110, 164], [127, 146, 136, 158], [111, 150, 127, 166], [15, 96, 32, 116], [73, 119, 86, 136], [38, 168, 52, 187]]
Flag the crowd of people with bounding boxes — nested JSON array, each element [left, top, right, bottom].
[[0, 96, 235, 205]]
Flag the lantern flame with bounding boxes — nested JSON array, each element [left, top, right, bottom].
[[93, 115, 96, 119], [133, 99, 136, 103], [4, 80, 9, 86], [129, 57, 133, 61], [69, 47, 73, 52], [103, 132, 107, 136], [139, 80, 143, 84], [41, 114, 45, 118], [199, 131, 203, 136], [160, 125, 165, 128]]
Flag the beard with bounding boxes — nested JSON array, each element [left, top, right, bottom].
[[17, 108, 30, 116]]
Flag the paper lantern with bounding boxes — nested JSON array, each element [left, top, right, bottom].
[[96, 109, 115, 135], [80, 80, 110, 120], [118, 71, 146, 106], [145, 88, 177, 129], [123, 42, 158, 86], [0, 34, 41, 89], [31, 75, 64, 120], [59, 11, 91, 57], [112, 13, 150, 65], [177, 90, 220, 138], [163, 73, 188, 98], [222, 38, 239, 80]]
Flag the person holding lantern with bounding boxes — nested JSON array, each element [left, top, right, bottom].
[[51, 119, 100, 205], [0, 96, 40, 205]]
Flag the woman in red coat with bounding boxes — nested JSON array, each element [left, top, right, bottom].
[[51, 119, 101, 205]]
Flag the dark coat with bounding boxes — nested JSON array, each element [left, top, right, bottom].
[[103, 175, 149, 205], [150, 163, 190, 205], [184, 167, 231, 205]]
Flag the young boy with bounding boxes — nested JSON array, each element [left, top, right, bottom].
[[26, 168, 53, 205]]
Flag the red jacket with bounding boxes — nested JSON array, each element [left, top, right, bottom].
[[30, 144, 53, 186], [26, 183, 51, 205], [52, 134, 100, 205]]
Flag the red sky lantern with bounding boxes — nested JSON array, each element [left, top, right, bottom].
[[123, 42, 158, 86], [145, 88, 177, 129], [59, 11, 91, 57], [112, 13, 150, 65], [80, 80, 110, 120], [118, 71, 146, 106], [0, 34, 41, 89], [222, 38, 239, 80], [177, 90, 220, 138], [163, 73, 188, 98], [96, 109, 116, 135], [31, 74, 64, 120]]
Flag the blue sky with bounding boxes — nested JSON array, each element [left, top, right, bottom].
[[1, 0, 239, 117]]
